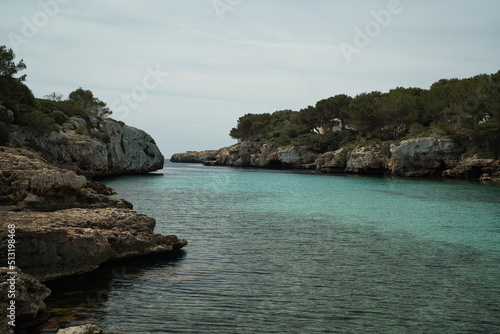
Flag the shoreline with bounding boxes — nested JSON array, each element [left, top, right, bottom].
[[171, 138, 500, 183], [0, 147, 187, 334]]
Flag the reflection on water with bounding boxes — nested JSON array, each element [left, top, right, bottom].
[[31, 251, 186, 334]]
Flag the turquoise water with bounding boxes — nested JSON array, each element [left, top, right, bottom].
[[41, 163, 500, 333]]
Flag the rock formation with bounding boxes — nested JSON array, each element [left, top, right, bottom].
[[0, 147, 186, 331], [171, 137, 500, 181], [8, 117, 164, 177], [57, 324, 102, 334], [388, 137, 459, 177], [0, 268, 51, 334]]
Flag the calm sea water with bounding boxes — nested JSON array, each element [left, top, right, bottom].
[[40, 162, 500, 333]]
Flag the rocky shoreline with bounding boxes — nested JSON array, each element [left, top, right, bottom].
[[0, 147, 187, 333], [0, 114, 186, 333], [171, 137, 500, 182]]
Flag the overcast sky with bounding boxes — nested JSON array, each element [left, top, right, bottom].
[[1, 0, 499, 157]]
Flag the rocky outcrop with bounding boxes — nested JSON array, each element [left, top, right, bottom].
[[442, 156, 500, 180], [174, 143, 318, 169], [0, 148, 129, 210], [316, 148, 349, 173], [8, 117, 164, 177], [172, 138, 500, 181], [0, 208, 187, 282], [345, 145, 389, 174], [0, 268, 51, 334], [0, 147, 186, 331], [171, 150, 219, 163], [388, 138, 459, 177]]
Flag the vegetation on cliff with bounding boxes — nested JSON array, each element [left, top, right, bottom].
[[0, 45, 112, 144], [229, 70, 500, 158]]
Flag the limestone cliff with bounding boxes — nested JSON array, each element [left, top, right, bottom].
[[172, 137, 500, 181], [8, 117, 164, 177]]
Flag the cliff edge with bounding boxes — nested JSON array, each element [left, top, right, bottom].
[[8, 116, 164, 177]]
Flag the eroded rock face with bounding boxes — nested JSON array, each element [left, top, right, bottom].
[[389, 138, 459, 177], [443, 156, 500, 181], [276, 146, 317, 168], [171, 138, 499, 181], [171, 150, 220, 163], [0, 268, 51, 333], [316, 148, 349, 173], [0, 148, 130, 210], [9, 118, 164, 177], [172, 143, 317, 169], [346, 146, 388, 174]]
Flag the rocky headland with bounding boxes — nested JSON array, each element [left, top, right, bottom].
[[8, 115, 165, 177], [0, 111, 186, 333], [171, 137, 500, 182]]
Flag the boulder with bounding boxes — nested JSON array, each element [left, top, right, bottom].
[[346, 146, 388, 174], [316, 148, 349, 173], [276, 146, 317, 169], [389, 138, 459, 177], [57, 324, 101, 334]]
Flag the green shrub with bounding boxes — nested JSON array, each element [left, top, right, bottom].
[[19, 110, 57, 133], [51, 110, 69, 125]]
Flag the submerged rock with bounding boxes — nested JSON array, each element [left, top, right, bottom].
[[57, 324, 101, 334]]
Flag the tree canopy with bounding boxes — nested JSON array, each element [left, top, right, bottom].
[[0, 46, 26, 82], [229, 70, 500, 158], [69, 87, 112, 118]]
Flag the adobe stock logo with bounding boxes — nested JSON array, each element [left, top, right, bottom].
[[109, 65, 170, 121], [7, 0, 71, 52], [340, 0, 404, 63]]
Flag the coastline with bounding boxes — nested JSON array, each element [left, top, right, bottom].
[[0, 128, 186, 333], [171, 138, 500, 182]]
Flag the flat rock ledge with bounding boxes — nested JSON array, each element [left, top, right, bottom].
[[0, 208, 187, 282]]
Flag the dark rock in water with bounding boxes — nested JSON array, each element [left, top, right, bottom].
[[56, 324, 101, 334]]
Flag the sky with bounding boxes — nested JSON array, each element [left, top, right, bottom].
[[1, 0, 499, 157]]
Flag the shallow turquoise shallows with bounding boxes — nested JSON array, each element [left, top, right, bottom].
[[44, 162, 500, 333]]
